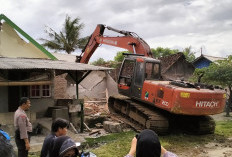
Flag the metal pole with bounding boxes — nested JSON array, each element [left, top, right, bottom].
[[76, 71, 84, 132], [75, 71, 79, 99], [80, 100, 84, 133], [132, 45, 136, 54]]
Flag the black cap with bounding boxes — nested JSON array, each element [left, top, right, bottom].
[[136, 129, 161, 157]]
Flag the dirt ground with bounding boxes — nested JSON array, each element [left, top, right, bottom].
[[11, 112, 232, 157], [176, 113, 232, 157]]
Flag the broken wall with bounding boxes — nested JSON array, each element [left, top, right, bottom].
[[106, 72, 118, 96], [54, 71, 118, 101], [78, 71, 118, 100], [54, 73, 73, 99], [79, 71, 107, 100]]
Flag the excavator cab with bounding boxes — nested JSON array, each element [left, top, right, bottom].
[[118, 54, 161, 99]]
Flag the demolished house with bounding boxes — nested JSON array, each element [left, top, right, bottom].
[[52, 53, 118, 103], [159, 52, 195, 81], [0, 14, 114, 134]]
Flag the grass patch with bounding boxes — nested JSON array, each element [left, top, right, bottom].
[[86, 131, 217, 156], [83, 131, 135, 157], [28, 152, 40, 157], [215, 120, 232, 137], [86, 120, 232, 156]]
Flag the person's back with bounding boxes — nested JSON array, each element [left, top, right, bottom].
[[136, 129, 161, 157], [49, 136, 79, 157], [40, 133, 56, 157], [40, 118, 69, 157], [125, 129, 178, 157]]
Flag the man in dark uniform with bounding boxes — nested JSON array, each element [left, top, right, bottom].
[[14, 97, 32, 157]]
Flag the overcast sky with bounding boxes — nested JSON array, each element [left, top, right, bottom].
[[1, 0, 232, 62]]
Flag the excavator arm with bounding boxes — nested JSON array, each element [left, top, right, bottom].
[[78, 24, 153, 63]]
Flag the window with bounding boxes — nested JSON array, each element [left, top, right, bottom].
[[134, 62, 144, 86], [119, 60, 135, 86], [30, 85, 40, 98], [42, 85, 50, 97], [30, 85, 51, 98], [121, 60, 135, 77], [145, 62, 160, 80]]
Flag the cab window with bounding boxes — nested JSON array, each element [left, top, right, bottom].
[[119, 60, 135, 86], [145, 62, 160, 80]]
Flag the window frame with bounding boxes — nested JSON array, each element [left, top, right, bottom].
[[145, 62, 160, 80], [30, 85, 51, 98], [41, 85, 51, 97]]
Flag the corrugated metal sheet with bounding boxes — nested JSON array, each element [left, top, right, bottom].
[[0, 57, 111, 71], [203, 55, 225, 62], [193, 54, 225, 64]]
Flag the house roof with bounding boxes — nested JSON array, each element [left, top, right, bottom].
[[193, 54, 225, 64], [0, 57, 111, 71], [0, 14, 56, 60], [159, 52, 187, 73]]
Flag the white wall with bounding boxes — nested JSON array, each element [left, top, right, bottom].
[[30, 98, 55, 117], [0, 22, 49, 59]]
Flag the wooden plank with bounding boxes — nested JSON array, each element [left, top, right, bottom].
[[0, 81, 52, 86]]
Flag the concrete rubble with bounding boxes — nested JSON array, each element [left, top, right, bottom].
[[103, 121, 123, 133]]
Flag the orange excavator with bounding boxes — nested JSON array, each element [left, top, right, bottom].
[[78, 24, 226, 134]]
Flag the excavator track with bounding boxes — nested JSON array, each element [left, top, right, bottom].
[[108, 95, 169, 135], [108, 95, 216, 135], [169, 115, 216, 134]]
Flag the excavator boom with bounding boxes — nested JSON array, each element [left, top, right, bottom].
[[79, 24, 153, 63]]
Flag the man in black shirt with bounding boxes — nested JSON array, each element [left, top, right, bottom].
[[40, 118, 69, 157]]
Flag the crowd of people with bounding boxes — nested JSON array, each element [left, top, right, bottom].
[[0, 97, 178, 157]]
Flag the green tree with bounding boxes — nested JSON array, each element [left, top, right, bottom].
[[91, 58, 106, 66], [151, 47, 178, 58], [41, 15, 88, 54], [114, 51, 130, 62], [192, 56, 232, 110], [182, 46, 196, 62]]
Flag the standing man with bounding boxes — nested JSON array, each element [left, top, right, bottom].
[[14, 97, 32, 157], [40, 118, 69, 157]]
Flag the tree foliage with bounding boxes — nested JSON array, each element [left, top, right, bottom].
[[114, 51, 130, 62], [192, 56, 232, 105], [91, 58, 106, 66], [195, 56, 232, 87], [41, 15, 88, 54], [151, 46, 196, 62], [151, 47, 178, 58], [182, 46, 196, 62]]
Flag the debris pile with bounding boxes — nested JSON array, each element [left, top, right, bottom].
[[83, 102, 126, 134], [84, 102, 109, 116]]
